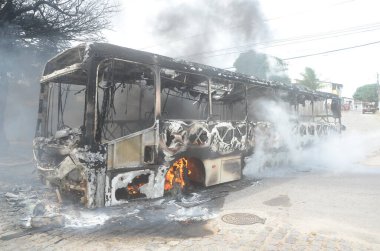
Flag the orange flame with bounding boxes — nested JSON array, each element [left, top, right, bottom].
[[127, 183, 144, 195], [164, 158, 191, 191], [127, 175, 146, 195]]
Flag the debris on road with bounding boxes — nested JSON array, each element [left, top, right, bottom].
[[30, 215, 65, 228]]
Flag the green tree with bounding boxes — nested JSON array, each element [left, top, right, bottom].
[[233, 50, 269, 79], [267, 57, 291, 83], [296, 67, 321, 90], [353, 83, 379, 102], [0, 0, 117, 150], [233, 50, 291, 83]]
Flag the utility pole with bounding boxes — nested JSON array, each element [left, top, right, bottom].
[[377, 73, 380, 110]]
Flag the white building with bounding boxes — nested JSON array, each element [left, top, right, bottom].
[[318, 82, 343, 97]]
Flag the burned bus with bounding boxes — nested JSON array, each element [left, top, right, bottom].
[[33, 43, 342, 208]]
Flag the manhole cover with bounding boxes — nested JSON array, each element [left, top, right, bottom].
[[221, 213, 265, 225]]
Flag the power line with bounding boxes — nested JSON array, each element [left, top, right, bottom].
[[178, 22, 380, 60], [180, 32, 380, 61], [177, 19, 380, 59], [223, 40, 380, 69], [139, 0, 356, 50], [282, 40, 380, 60]]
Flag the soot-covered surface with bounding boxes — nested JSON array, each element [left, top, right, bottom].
[[0, 154, 258, 242]]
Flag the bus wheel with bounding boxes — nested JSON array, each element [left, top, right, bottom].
[[164, 158, 190, 199]]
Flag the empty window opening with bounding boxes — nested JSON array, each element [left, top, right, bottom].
[[97, 59, 155, 142], [161, 69, 209, 120]]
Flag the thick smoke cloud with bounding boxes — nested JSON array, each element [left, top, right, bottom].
[[153, 0, 268, 61], [243, 100, 380, 178]]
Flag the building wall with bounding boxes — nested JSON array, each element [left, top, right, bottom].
[[318, 83, 343, 97]]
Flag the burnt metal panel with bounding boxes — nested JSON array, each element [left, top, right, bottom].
[[86, 167, 106, 208], [154, 65, 161, 120], [35, 83, 49, 137], [84, 56, 98, 146], [43, 45, 86, 76], [107, 144, 114, 169], [220, 157, 241, 183], [203, 158, 221, 187], [203, 155, 242, 186], [142, 129, 155, 146], [113, 136, 142, 168], [107, 127, 157, 169]]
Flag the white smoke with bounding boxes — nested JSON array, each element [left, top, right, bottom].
[[244, 100, 380, 178]]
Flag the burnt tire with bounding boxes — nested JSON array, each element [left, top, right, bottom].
[[170, 182, 183, 200], [168, 165, 190, 200]]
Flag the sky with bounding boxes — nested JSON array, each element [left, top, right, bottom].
[[104, 0, 380, 97]]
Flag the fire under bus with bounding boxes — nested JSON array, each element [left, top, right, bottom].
[[33, 43, 342, 208]]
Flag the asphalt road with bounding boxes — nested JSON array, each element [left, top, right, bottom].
[[0, 110, 379, 250]]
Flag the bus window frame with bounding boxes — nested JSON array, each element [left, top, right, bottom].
[[95, 58, 158, 143], [159, 68, 211, 121], [209, 78, 248, 122]]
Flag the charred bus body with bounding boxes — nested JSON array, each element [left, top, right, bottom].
[[33, 43, 342, 208]]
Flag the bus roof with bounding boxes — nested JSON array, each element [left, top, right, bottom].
[[40, 42, 339, 100]]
